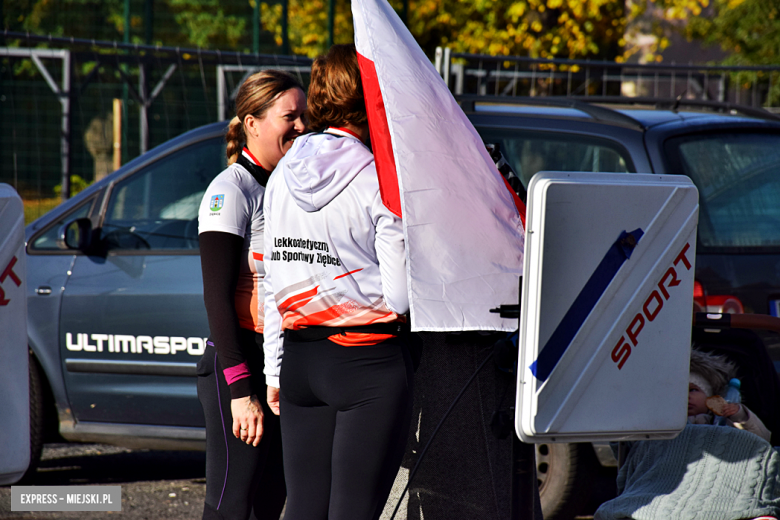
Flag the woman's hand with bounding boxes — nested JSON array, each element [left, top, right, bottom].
[[267, 386, 281, 416], [231, 395, 264, 446]]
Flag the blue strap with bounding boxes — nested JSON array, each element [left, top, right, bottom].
[[529, 228, 644, 382]]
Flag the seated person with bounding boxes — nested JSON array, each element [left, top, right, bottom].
[[595, 424, 780, 520], [595, 348, 778, 520], [688, 349, 771, 442]]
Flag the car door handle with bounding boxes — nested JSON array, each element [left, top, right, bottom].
[[35, 286, 52, 295]]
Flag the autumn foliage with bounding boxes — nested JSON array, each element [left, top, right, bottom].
[[4, 0, 777, 66]]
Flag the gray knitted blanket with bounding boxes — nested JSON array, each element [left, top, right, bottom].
[[595, 424, 780, 520]]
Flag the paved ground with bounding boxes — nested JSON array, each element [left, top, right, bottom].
[[0, 443, 599, 520], [0, 444, 207, 519]]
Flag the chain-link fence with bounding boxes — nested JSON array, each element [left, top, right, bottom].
[[1, 32, 312, 222], [5, 33, 780, 224], [1, 0, 288, 53]]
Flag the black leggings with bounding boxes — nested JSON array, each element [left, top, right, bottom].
[[280, 336, 414, 520], [197, 343, 286, 520]]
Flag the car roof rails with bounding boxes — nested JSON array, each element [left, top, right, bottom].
[[456, 94, 645, 130], [571, 96, 780, 122]]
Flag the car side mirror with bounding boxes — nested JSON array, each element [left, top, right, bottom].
[[57, 218, 93, 251]]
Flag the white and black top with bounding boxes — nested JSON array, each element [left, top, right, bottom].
[[198, 148, 270, 398]]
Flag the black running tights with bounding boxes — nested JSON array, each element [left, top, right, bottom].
[[279, 336, 414, 520], [197, 344, 286, 520]]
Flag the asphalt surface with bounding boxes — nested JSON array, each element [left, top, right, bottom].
[[0, 444, 207, 519], [0, 443, 600, 520]]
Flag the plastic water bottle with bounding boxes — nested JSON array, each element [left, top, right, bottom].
[[715, 378, 741, 425]]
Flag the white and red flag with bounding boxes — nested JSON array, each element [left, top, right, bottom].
[[352, 0, 525, 331]]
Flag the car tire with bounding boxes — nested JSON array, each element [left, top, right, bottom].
[[536, 442, 599, 520], [18, 351, 45, 483]]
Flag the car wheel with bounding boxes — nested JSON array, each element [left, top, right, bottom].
[[536, 442, 599, 520], [18, 351, 45, 483]]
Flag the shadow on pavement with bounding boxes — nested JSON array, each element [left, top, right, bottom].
[[23, 444, 206, 486]]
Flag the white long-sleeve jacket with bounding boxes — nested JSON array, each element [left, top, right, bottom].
[[262, 130, 408, 387]]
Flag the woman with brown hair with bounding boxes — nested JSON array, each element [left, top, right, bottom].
[[197, 70, 306, 520], [262, 44, 413, 520]]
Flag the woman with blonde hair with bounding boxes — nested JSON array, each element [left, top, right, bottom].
[[197, 69, 306, 520], [262, 44, 412, 520]]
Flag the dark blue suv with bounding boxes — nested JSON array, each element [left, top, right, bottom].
[[24, 96, 780, 519]]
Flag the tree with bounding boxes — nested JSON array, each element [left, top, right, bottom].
[[407, 0, 625, 59], [625, 0, 780, 64], [260, 0, 356, 57], [5, 0, 123, 42], [624, 0, 779, 102], [258, 0, 626, 60], [3, 0, 263, 51], [7, 0, 776, 69], [685, 0, 779, 67], [6, 0, 630, 60]]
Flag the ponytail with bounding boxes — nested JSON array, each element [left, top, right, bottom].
[[226, 116, 244, 165]]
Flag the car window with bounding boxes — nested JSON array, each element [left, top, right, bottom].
[[30, 198, 96, 251], [478, 128, 634, 187], [102, 138, 226, 251], [666, 132, 780, 248]]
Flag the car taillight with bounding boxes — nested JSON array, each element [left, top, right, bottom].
[[693, 280, 744, 314], [705, 295, 745, 314], [693, 281, 706, 312]]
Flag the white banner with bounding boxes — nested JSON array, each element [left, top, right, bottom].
[[352, 0, 526, 331]]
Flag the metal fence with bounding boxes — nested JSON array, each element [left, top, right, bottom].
[[434, 48, 780, 110], [1, 31, 312, 222], [4, 32, 780, 222]]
